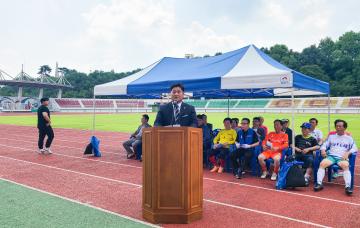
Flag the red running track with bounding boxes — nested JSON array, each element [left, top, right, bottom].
[[0, 124, 359, 228]]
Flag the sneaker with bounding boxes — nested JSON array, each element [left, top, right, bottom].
[[38, 149, 45, 154], [260, 171, 268, 179], [270, 173, 277, 181], [304, 177, 310, 187], [345, 187, 353, 196], [235, 170, 242, 179], [127, 152, 135, 159], [332, 172, 339, 179], [45, 148, 52, 154], [314, 183, 324, 192], [210, 166, 219, 172], [217, 167, 224, 173]]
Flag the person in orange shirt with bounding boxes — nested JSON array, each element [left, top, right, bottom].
[[258, 119, 289, 181]]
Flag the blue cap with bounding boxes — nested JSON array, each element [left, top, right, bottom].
[[300, 122, 311, 129]]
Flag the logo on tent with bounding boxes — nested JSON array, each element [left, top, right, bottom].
[[280, 76, 290, 85]]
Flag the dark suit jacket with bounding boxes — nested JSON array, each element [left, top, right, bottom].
[[154, 102, 197, 127]]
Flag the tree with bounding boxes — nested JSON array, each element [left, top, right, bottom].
[[38, 65, 52, 76]]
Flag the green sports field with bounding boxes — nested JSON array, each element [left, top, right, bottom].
[[0, 112, 359, 142], [0, 179, 153, 228]]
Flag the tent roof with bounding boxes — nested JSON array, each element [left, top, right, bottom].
[[94, 45, 329, 98]]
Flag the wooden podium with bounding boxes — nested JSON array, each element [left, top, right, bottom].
[[142, 127, 203, 224]]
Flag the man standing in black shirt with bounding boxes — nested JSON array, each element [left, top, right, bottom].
[[37, 98, 54, 154]]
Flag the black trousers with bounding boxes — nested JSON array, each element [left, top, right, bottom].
[[230, 148, 253, 172], [38, 125, 54, 149]]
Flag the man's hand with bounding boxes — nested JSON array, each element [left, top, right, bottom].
[[223, 142, 229, 147], [303, 148, 310, 154], [321, 150, 327, 158], [342, 152, 350, 160], [262, 145, 270, 151], [241, 144, 251, 149]]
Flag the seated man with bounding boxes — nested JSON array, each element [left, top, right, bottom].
[[122, 114, 151, 159], [231, 118, 241, 133], [258, 119, 289, 181], [197, 114, 212, 166], [294, 122, 320, 186], [282, 119, 293, 147], [314, 119, 358, 195], [252, 117, 266, 141], [209, 117, 237, 173], [202, 114, 213, 131], [231, 118, 259, 179], [309, 118, 323, 145]]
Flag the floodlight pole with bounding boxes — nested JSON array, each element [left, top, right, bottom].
[[291, 88, 295, 154]]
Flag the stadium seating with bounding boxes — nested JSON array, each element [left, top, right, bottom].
[[55, 99, 82, 108], [235, 99, 269, 108], [303, 99, 337, 107], [268, 99, 301, 108], [207, 100, 238, 108], [116, 100, 145, 108], [346, 98, 360, 107], [185, 100, 208, 108], [81, 99, 114, 108]]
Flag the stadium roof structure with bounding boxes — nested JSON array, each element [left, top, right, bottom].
[[0, 68, 72, 89], [94, 45, 330, 98]]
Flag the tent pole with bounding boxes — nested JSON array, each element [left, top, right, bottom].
[[327, 93, 331, 133], [92, 90, 96, 136], [227, 96, 230, 117], [291, 89, 295, 154]]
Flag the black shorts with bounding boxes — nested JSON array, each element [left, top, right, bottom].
[[295, 153, 314, 169]]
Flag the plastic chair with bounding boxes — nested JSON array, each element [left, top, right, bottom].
[[314, 151, 357, 189]]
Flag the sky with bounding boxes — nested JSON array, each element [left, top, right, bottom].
[[0, 0, 359, 78]]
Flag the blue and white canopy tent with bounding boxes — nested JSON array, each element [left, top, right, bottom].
[[94, 45, 329, 98], [94, 44, 331, 152]]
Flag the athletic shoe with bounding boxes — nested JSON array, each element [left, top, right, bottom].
[[345, 187, 353, 195], [38, 149, 45, 154], [314, 183, 324, 191], [210, 166, 219, 172], [332, 172, 339, 179], [217, 167, 224, 173], [270, 173, 277, 181], [304, 177, 310, 187], [127, 152, 135, 159], [260, 171, 268, 179], [45, 148, 52, 154]]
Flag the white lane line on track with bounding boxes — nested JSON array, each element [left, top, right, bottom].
[[0, 155, 142, 188], [0, 178, 159, 228], [204, 199, 331, 228], [0, 143, 142, 169], [1, 143, 360, 207], [204, 177, 360, 207]]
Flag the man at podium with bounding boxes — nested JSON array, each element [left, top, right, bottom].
[[154, 83, 197, 127]]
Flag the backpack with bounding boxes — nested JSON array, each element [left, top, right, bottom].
[[84, 143, 93, 155], [276, 156, 305, 190], [286, 165, 306, 188]]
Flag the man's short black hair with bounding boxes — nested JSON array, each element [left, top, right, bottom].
[[170, 83, 185, 92], [231, 118, 239, 124], [309, 118, 318, 124], [142, 114, 149, 121], [253, 117, 261, 122], [242, 118, 250, 124], [274, 119, 282, 125], [335, 119, 347, 129], [40, 97, 49, 103], [197, 114, 203, 119], [223, 117, 232, 123]]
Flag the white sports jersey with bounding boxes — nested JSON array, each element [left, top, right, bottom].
[[320, 134, 358, 158], [310, 129, 323, 143]]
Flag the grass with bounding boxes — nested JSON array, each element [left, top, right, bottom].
[[0, 112, 359, 142], [0, 179, 152, 228]]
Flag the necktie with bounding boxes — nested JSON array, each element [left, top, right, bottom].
[[173, 103, 180, 124]]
